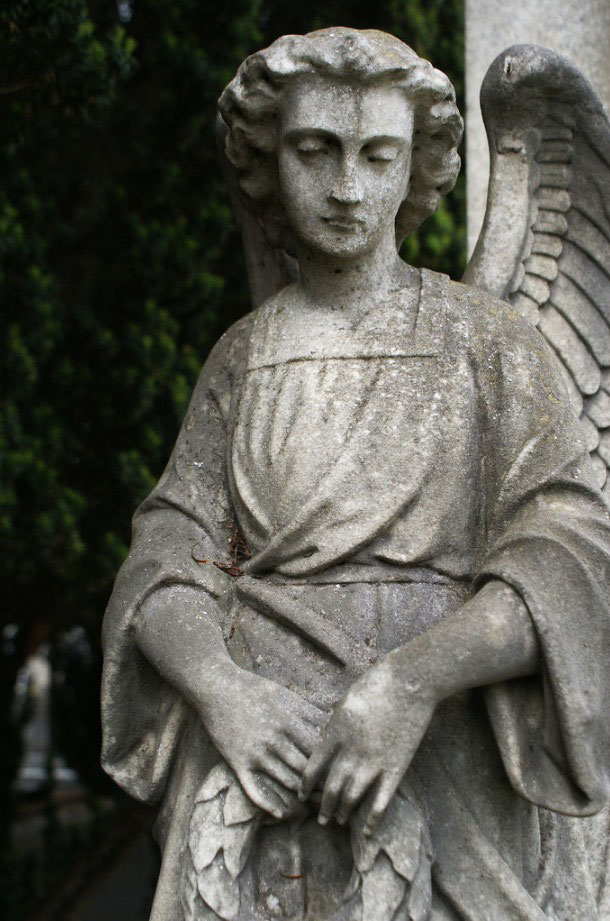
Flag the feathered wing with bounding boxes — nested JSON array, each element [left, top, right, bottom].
[[464, 44, 610, 504], [215, 115, 297, 309]]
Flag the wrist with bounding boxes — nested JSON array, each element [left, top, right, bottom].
[[385, 639, 447, 704], [189, 656, 241, 714], [383, 579, 537, 703]]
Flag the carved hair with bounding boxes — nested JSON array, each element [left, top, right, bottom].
[[218, 28, 463, 250]]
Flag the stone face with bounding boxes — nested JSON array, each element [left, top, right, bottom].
[[101, 29, 610, 921], [465, 0, 610, 252]]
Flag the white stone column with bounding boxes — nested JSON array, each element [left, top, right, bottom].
[[465, 0, 610, 253]]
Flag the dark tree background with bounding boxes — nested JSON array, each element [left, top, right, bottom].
[[0, 0, 463, 909]]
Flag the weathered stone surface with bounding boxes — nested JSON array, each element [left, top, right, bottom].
[[101, 29, 610, 921], [466, 0, 610, 252]]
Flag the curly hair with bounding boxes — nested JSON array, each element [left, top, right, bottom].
[[218, 28, 463, 251]]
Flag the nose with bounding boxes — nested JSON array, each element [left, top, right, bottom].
[[329, 155, 363, 205]]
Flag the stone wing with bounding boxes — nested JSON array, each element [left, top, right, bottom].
[[215, 113, 297, 309], [463, 45, 610, 503]]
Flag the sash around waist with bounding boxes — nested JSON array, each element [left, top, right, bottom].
[[247, 561, 466, 586], [228, 573, 471, 705]]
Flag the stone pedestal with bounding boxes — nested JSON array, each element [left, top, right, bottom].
[[465, 0, 610, 252]]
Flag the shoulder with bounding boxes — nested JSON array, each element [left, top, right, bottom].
[[444, 277, 531, 342], [204, 285, 296, 375], [442, 276, 553, 365], [435, 275, 571, 408], [205, 311, 256, 374], [190, 286, 296, 400], [193, 304, 267, 397]]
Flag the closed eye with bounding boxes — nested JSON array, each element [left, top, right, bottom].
[[296, 142, 329, 157], [362, 143, 399, 163], [364, 147, 399, 163]]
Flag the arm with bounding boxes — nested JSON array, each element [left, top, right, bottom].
[[391, 579, 539, 699], [300, 579, 538, 830], [303, 306, 610, 827], [102, 318, 325, 812], [135, 584, 326, 820]]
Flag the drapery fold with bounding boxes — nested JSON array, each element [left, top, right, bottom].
[[101, 272, 610, 919]]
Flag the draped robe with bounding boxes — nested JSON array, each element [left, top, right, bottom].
[[101, 270, 610, 920]]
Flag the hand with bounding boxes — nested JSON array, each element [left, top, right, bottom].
[[299, 655, 439, 834], [197, 663, 327, 821]]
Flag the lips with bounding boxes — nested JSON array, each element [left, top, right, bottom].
[[322, 216, 364, 230]]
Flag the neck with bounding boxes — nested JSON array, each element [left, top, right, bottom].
[[295, 232, 411, 310]]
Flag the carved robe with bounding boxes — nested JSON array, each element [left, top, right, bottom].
[[101, 270, 610, 920]]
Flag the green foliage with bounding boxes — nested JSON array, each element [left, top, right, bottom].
[[1, 2, 464, 913], [2, 0, 464, 635], [1, 0, 261, 628]]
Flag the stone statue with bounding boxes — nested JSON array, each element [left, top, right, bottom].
[[100, 29, 610, 921]]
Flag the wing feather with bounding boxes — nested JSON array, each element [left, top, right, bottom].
[[538, 307, 601, 395], [511, 291, 541, 325], [560, 245, 610, 327], [586, 389, 610, 428], [599, 431, 610, 467], [549, 275, 610, 364], [579, 413, 601, 453], [520, 273, 551, 305], [531, 233, 563, 258], [464, 45, 610, 503], [532, 210, 569, 236], [523, 254, 559, 282], [566, 213, 610, 288]]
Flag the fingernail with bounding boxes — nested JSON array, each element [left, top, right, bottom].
[[298, 791, 306, 802], [318, 814, 329, 826]]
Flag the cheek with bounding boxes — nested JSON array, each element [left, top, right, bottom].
[[279, 158, 335, 228], [364, 167, 409, 221], [279, 158, 315, 217]]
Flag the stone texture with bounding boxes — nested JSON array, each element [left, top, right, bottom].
[[466, 0, 610, 252], [101, 29, 610, 921], [463, 43, 610, 506]]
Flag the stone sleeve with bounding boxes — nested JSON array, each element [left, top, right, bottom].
[[100, 318, 250, 803], [475, 315, 610, 815]]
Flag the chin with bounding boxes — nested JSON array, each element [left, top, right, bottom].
[[309, 232, 374, 261]]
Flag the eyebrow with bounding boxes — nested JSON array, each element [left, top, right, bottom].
[[284, 128, 407, 146]]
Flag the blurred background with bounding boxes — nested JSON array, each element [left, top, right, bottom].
[[0, 1, 464, 918]]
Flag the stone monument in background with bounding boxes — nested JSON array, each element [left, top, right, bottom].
[[465, 0, 610, 252]]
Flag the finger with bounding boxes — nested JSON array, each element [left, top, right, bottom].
[[269, 739, 308, 774], [335, 770, 376, 826], [259, 753, 302, 792], [363, 773, 400, 836], [318, 757, 351, 825], [263, 775, 295, 809], [241, 772, 288, 821], [299, 737, 335, 801], [285, 721, 320, 758], [263, 776, 301, 819], [298, 702, 328, 729]]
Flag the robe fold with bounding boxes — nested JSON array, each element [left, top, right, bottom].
[[101, 270, 610, 920]]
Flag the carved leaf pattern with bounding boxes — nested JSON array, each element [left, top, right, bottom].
[[464, 45, 610, 505], [181, 763, 432, 921], [348, 778, 433, 921], [181, 763, 262, 921]]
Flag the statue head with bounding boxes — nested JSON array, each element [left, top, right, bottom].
[[219, 28, 463, 255]]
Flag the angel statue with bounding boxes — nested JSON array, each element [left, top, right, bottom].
[[101, 28, 610, 921]]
